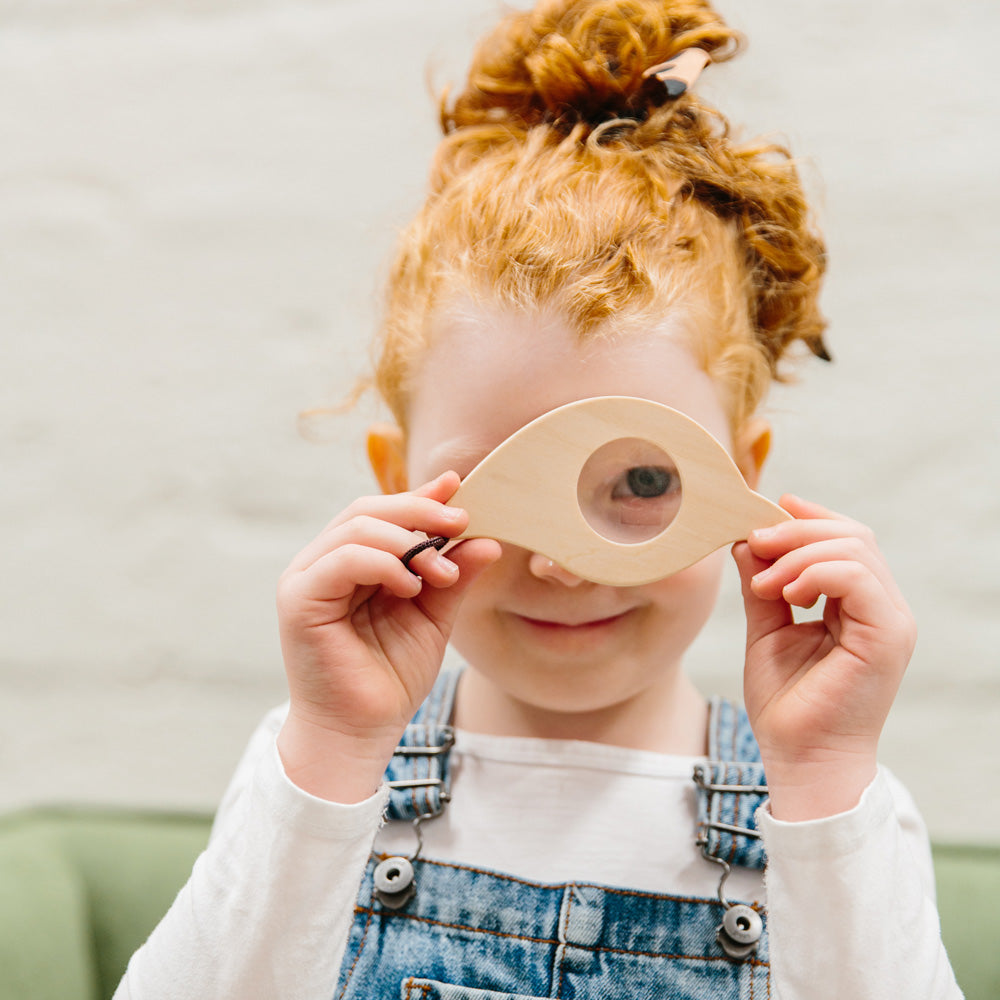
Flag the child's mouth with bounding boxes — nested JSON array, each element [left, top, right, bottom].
[[515, 610, 633, 632]]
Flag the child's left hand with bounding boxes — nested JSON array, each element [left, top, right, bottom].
[[731, 495, 917, 822]]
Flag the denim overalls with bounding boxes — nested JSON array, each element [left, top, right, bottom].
[[335, 668, 771, 1000]]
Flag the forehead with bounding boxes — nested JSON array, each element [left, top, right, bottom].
[[405, 300, 732, 480]]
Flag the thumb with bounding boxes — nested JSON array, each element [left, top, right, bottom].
[[413, 538, 501, 634], [732, 541, 792, 649]]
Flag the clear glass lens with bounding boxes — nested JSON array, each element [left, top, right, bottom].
[[576, 437, 682, 544]]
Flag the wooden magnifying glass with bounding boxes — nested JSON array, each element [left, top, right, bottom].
[[427, 395, 789, 587]]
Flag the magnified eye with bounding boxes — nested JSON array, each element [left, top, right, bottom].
[[617, 465, 676, 500], [578, 438, 683, 544]]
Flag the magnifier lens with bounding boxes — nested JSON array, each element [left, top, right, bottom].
[[576, 437, 682, 544]]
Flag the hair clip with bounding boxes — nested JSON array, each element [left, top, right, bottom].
[[405, 396, 790, 587], [641, 48, 710, 103]]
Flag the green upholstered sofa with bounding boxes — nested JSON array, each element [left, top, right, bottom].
[[0, 809, 210, 1000], [0, 808, 996, 1000]]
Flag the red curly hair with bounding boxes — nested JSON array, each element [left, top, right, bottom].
[[371, 0, 828, 436]]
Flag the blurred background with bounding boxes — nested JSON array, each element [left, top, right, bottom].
[[1, 0, 997, 841]]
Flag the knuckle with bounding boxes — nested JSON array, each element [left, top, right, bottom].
[[337, 542, 367, 564], [844, 536, 868, 559], [414, 495, 446, 521], [347, 514, 381, 537], [857, 523, 877, 548], [341, 494, 382, 520], [275, 573, 304, 613]]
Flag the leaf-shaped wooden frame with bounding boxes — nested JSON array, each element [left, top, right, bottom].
[[447, 395, 790, 586]]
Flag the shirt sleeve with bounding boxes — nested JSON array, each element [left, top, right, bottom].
[[114, 706, 389, 1000], [759, 766, 963, 1000]]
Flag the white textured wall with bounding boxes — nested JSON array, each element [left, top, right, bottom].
[[1, 0, 997, 842]]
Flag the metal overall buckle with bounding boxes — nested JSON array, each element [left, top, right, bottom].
[[693, 763, 766, 961], [373, 728, 455, 910]]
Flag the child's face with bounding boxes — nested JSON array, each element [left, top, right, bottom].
[[387, 301, 763, 717]]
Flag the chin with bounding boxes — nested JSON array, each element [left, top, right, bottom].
[[491, 658, 649, 717]]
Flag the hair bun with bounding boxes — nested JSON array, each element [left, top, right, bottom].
[[444, 0, 741, 133]]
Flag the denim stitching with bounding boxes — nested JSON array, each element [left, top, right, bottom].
[[337, 892, 377, 1000], [354, 907, 559, 946], [553, 884, 575, 997], [403, 979, 432, 1000], [355, 906, 772, 966], [416, 858, 731, 906]]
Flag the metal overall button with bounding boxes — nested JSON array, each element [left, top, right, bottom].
[[374, 856, 416, 910], [375, 726, 455, 910], [717, 903, 763, 960]]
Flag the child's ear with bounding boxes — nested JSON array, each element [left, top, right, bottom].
[[367, 423, 409, 495], [734, 418, 771, 490]]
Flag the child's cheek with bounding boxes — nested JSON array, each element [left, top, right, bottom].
[[649, 547, 727, 610]]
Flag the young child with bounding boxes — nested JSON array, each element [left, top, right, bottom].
[[117, 1, 962, 997]]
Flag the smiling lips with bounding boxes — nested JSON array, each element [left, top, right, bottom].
[[515, 610, 634, 631]]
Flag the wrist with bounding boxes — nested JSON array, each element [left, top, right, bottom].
[[761, 751, 878, 822], [277, 712, 400, 804]]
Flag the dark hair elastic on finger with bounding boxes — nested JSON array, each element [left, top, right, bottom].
[[401, 535, 449, 575]]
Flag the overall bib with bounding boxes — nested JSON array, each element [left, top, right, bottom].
[[336, 668, 771, 1000]]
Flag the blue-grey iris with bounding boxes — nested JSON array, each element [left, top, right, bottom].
[[626, 466, 672, 498]]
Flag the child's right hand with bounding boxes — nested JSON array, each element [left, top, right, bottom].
[[274, 471, 501, 803]]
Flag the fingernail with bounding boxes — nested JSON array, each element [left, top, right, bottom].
[[436, 554, 458, 574], [751, 526, 777, 542], [441, 506, 463, 521], [752, 567, 772, 584]]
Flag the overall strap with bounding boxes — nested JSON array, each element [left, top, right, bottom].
[[383, 667, 462, 821], [693, 696, 769, 871]]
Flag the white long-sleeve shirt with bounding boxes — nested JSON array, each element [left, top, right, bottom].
[[116, 703, 963, 999]]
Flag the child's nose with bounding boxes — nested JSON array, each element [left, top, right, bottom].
[[528, 552, 585, 587]]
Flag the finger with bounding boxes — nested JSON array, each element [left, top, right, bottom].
[[401, 537, 478, 587], [748, 498, 908, 609], [732, 542, 793, 649], [780, 560, 897, 630], [748, 493, 876, 564], [289, 493, 468, 573], [411, 470, 462, 502], [749, 537, 903, 610], [778, 494, 845, 520], [321, 471, 463, 534], [748, 516, 874, 561], [280, 545, 424, 625], [292, 515, 460, 586], [412, 538, 502, 634]]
